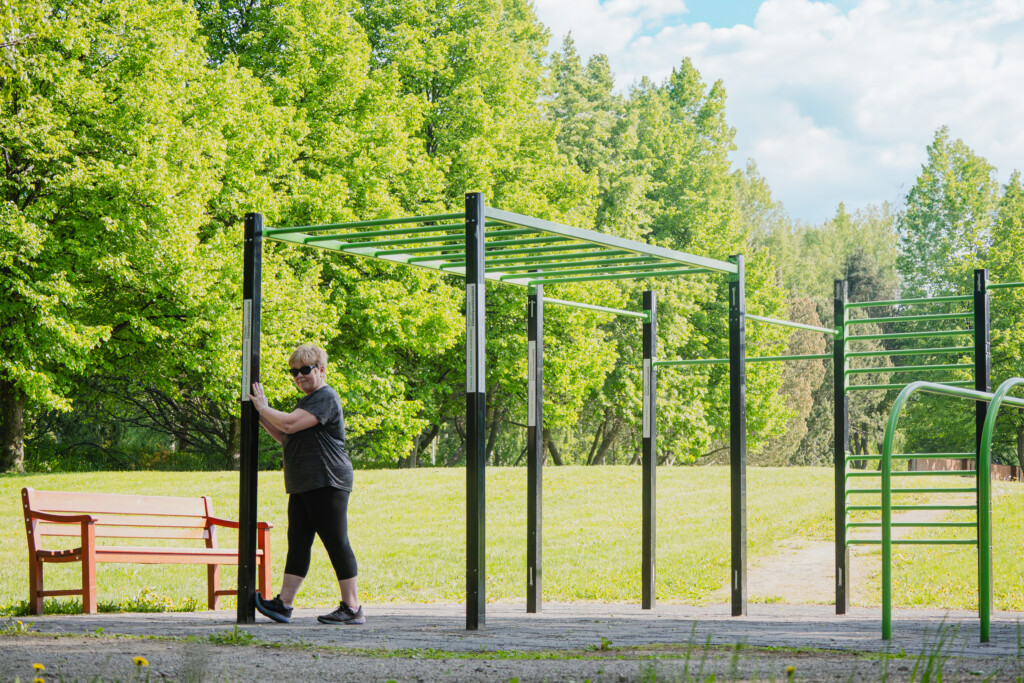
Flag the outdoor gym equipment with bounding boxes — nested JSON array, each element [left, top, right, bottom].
[[238, 193, 1024, 637], [238, 194, 747, 629], [872, 378, 1024, 642]]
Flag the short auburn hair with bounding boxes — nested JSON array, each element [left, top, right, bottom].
[[289, 343, 327, 369]]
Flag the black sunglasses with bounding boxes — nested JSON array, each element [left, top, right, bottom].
[[289, 364, 318, 377]]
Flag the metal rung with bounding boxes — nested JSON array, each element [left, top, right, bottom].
[[846, 487, 977, 495], [848, 539, 977, 546], [846, 470, 976, 478], [894, 539, 977, 545], [847, 522, 974, 528], [847, 381, 974, 392], [847, 503, 978, 512], [846, 453, 973, 460]]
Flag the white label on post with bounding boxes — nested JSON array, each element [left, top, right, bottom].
[[466, 284, 476, 393], [643, 358, 651, 438], [241, 299, 252, 401], [477, 283, 485, 393], [528, 341, 537, 426]]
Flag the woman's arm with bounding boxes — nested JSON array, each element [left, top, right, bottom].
[[258, 413, 287, 445], [247, 382, 320, 435]]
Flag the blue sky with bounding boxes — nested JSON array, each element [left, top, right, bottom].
[[532, 0, 1024, 224]]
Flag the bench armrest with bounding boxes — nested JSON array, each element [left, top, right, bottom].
[[207, 516, 273, 530], [27, 510, 97, 524]]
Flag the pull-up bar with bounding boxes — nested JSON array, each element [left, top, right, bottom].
[[544, 297, 648, 320], [744, 313, 838, 336], [654, 353, 831, 367]]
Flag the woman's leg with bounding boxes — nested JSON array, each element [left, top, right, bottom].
[[280, 492, 317, 607], [307, 487, 360, 608]]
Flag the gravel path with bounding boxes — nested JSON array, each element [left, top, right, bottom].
[[2, 602, 1021, 682]]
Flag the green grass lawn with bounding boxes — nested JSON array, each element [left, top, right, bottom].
[[0, 467, 1020, 613]]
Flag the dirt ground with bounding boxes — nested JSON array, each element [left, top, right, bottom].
[[2, 633, 1020, 682]]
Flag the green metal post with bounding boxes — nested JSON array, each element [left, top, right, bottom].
[[642, 290, 657, 609], [526, 284, 543, 613], [238, 212, 262, 625], [974, 269, 991, 641], [729, 255, 747, 617], [834, 280, 849, 614], [465, 192, 486, 630]]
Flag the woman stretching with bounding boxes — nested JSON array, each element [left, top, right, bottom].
[[247, 343, 364, 625]]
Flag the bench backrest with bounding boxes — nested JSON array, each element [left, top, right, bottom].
[[22, 488, 218, 547]]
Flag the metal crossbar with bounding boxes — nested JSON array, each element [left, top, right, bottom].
[[846, 312, 972, 325], [266, 205, 736, 287], [654, 353, 831, 368], [846, 380, 974, 391], [745, 314, 837, 335], [267, 213, 464, 235], [847, 346, 972, 358], [846, 294, 972, 308], [544, 298, 648, 320], [845, 363, 972, 375], [846, 329, 972, 342], [846, 452, 973, 460]]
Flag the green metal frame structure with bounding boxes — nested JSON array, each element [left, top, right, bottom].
[[237, 193, 1024, 637], [876, 379, 1024, 641], [654, 270, 1024, 637], [236, 193, 741, 629]]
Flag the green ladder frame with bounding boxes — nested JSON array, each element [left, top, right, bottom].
[[874, 378, 1024, 641]]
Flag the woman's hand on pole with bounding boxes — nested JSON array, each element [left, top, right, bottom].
[[248, 382, 269, 413]]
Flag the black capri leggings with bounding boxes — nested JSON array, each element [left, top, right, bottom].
[[284, 486, 358, 581]]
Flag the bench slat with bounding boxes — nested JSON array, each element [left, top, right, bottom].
[[35, 514, 210, 529], [37, 524, 210, 540], [94, 546, 263, 565], [25, 490, 208, 517]]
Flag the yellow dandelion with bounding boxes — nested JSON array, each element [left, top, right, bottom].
[[34, 678, 45, 683], [133, 656, 149, 667], [33, 663, 45, 671]]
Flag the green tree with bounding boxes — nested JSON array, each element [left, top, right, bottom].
[[988, 171, 1024, 468], [897, 126, 998, 297], [752, 297, 826, 465], [1, 0, 241, 470]]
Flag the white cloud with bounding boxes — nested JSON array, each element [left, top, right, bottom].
[[533, 0, 1024, 223]]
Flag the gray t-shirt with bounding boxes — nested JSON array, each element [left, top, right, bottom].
[[282, 385, 353, 494]]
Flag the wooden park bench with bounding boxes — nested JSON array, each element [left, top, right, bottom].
[[21, 487, 272, 614]]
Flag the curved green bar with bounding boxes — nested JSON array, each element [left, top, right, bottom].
[[976, 377, 1024, 642], [878, 378, 1024, 642]]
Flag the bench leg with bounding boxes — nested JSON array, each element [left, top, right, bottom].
[[81, 524, 97, 614], [29, 557, 43, 615], [208, 565, 221, 610], [258, 527, 272, 598]]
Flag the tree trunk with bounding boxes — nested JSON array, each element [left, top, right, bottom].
[[224, 416, 241, 470], [543, 428, 563, 466], [445, 421, 467, 467], [485, 404, 503, 466], [590, 420, 621, 466], [585, 421, 605, 465], [0, 379, 26, 473]]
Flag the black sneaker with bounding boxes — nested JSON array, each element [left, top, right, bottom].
[[254, 592, 293, 624], [317, 601, 365, 625]]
